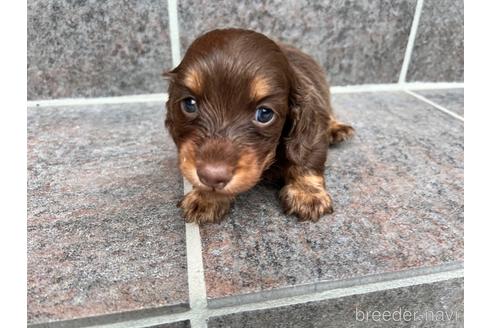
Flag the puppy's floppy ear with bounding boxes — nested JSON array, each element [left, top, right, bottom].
[[161, 68, 177, 81], [284, 67, 331, 169], [163, 67, 180, 142]]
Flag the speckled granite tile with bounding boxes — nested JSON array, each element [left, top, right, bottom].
[[178, 0, 416, 86], [146, 321, 190, 328], [407, 0, 464, 82], [208, 278, 463, 328], [29, 312, 191, 328], [414, 89, 464, 116], [200, 92, 463, 300], [27, 0, 172, 99], [27, 102, 187, 324]]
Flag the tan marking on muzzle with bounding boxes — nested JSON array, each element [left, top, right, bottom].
[[178, 139, 206, 189], [222, 148, 275, 195]]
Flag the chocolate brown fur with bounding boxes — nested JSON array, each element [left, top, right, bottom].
[[165, 28, 354, 224]]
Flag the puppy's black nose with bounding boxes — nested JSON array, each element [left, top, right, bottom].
[[197, 164, 232, 189]]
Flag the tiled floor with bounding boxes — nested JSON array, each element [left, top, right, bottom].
[[414, 89, 464, 116], [27, 103, 188, 324], [207, 278, 463, 328], [201, 91, 463, 303], [27, 88, 464, 327]]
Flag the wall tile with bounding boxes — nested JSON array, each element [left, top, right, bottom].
[[407, 0, 464, 82], [178, 0, 417, 85], [27, 0, 172, 99]]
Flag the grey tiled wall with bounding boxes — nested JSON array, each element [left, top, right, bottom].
[[178, 0, 416, 86], [27, 0, 464, 100], [407, 0, 464, 82], [27, 0, 172, 100]]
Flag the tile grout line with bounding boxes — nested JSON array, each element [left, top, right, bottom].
[[398, 0, 424, 84], [167, 0, 181, 68], [26, 82, 464, 108], [208, 267, 464, 318], [167, 0, 210, 325], [404, 90, 464, 121], [26, 93, 168, 108], [183, 181, 209, 328], [206, 261, 463, 309], [331, 82, 463, 94], [51, 262, 462, 328]]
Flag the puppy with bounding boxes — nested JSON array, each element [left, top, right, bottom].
[[165, 28, 353, 224]]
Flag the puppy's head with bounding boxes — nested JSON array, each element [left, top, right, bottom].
[[165, 29, 293, 196]]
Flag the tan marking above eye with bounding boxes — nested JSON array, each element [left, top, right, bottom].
[[183, 68, 203, 94], [250, 75, 271, 101]]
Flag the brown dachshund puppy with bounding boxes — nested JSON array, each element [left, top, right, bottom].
[[165, 28, 353, 224]]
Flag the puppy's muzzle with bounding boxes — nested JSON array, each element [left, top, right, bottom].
[[196, 162, 233, 190], [194, 138, 239, 191]]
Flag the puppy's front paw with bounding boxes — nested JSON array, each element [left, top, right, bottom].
[[329, 120, 355, 145], [178, 190, 231, 224], [279, 184, 333, 222]]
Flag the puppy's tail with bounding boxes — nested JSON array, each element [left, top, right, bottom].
[[328, 116, 355, 145]]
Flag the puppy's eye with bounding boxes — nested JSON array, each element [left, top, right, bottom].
[[181, 97, 198, 114], [255, 107, 275, 124]]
